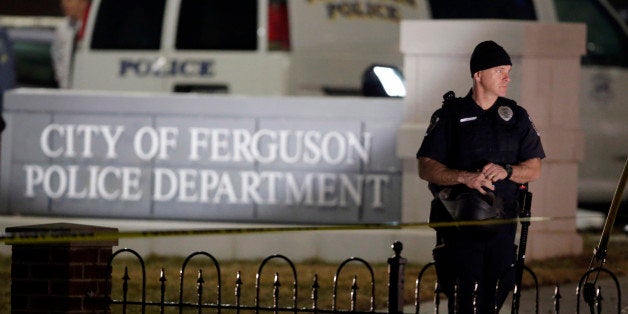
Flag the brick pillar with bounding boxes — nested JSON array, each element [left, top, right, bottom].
[[7, 223, 118, 314]]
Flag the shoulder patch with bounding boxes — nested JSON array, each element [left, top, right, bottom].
[[425, 112, 440, 136], [528, 114, 540, 136]]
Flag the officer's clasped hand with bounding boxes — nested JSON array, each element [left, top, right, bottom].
[[462, 171, 495, 194], [462, 163, 509, 194], [482, 163, 509, 183]]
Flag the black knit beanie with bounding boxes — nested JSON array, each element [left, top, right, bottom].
[[469, 41, 512, 77]]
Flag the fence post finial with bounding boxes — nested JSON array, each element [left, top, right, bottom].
[[388, 241, 407, 314]]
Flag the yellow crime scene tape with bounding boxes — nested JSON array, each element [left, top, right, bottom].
[[0, 216, 564, 245]]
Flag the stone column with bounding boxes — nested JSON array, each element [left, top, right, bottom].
[[398, 20, 586, 259], [7, 223, 118, 313]]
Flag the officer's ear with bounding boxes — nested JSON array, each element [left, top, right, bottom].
[[472, 71, 482, 82]]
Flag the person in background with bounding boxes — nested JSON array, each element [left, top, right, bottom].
[[51, 0, 91, 89], [416, 41, 545, 312], [0, 27, 16, 132]]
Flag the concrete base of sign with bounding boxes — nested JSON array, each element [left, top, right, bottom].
[[0, 215, 437, 263]]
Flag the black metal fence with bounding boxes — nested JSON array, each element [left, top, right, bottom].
[[102, 241, 622, 314], [104, 245, 397, 314]]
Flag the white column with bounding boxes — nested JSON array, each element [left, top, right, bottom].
[[398, 20, 586, 259]]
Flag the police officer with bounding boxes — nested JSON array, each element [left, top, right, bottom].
[[51, 0, 91, 88], [0, 26, 16, 132], [416, 41, 545, 313]]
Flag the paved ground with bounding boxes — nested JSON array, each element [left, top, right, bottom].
[[409, 274, 628, 313], [509, 274, 626, 314]]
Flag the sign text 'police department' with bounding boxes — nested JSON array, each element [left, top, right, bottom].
[[24, 124, 389, 208]]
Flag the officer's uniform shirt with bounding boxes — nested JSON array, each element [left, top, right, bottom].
[[417, 91, 545, 205]]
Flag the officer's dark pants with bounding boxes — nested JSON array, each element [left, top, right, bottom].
[[433, 223, 516, 313]]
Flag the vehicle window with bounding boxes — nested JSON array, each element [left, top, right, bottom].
[[91, 0, 165, 50], [554, 0, 628, 66], [176, 0, 257, 51], [429, 0, 537, 20], [3, 27, 58, 88]]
